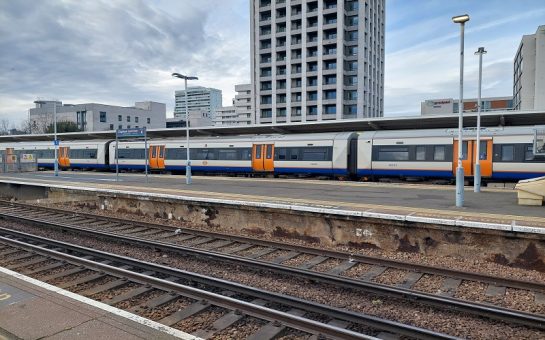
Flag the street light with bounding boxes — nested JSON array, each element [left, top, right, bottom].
[[474, 47, 487, 193], [34, 100, 59, 176], [452, 14, 470, 207], [172, 72, 198, 185]]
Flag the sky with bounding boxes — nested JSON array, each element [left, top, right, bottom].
[[0, 0, 544, 126]]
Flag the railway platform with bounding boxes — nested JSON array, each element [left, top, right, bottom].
[[0, 171, 544, 229], [0, 266, 197, 340]]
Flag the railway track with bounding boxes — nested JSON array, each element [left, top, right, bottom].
[[0, 228, 453, 340], [0, 201, 545, 331]]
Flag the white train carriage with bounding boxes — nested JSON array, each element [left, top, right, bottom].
[[108, 132, 355, 176], [356, 127, 545, 181], [0, 140, 110, 170]]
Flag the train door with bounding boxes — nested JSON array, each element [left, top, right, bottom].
[[58, 147, 70, 168], [252, 144, 274, 172], [453, 140, 493, 177], [149, 145, 165, 170]]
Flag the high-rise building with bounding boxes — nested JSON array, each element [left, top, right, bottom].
[[251, 0, 385, 124], [514, 25, 545, 111], [174, 86, 222, 120]]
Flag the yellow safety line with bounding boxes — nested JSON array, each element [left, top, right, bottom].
[[7, 176, 542, 224]]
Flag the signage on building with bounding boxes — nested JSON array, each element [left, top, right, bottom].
[[20, 154, 35, 163], [116, 127, 146, 138]]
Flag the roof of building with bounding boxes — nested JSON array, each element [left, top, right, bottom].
[[1, 110, 544, 142]]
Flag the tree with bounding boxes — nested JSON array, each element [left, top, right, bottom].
[[45, 121, 81, 133], [0, 119, 11, 135]]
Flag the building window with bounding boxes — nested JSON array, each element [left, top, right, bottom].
[[127, 125, 131, 128], [277, 108, 287, 117], [261, 109, 272, 118], [135, 116, 139, 123], [109, 124, 114, 130], [307, 106, 318, 115], [307, 91, 318, 101], [324, 105, 336, 114], [118, 124, 122, 129], [324, 75, 336, 85], [324, 90, 336, 100], [76, 111, 87, 130], [99, 111, 107, 123], [127, 116, 130, 122], [147, 118, 151, 124], [118, 115, 122, 122]]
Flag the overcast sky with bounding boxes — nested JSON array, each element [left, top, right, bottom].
[[1, 0, 544, 125]]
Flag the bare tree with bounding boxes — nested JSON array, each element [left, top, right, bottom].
[[0, 119, 11, 135]]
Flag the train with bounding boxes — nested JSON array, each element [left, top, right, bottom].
[[1, 126, 544, 182]]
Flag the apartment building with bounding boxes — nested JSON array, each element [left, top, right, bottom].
[[514, 25, 545, 111], [174, 86, 222, 120], [251, 0, 385, 124]]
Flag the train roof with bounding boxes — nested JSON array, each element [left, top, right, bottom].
[[0, 110, 544, 142], [359, 126, 541, 139]]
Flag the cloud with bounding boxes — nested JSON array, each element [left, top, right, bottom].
[[0, 0, 250, 122]]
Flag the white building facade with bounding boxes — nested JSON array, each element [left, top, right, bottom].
[[30, 100, 166, 133], [514, 25, 545, 111], [214, 84, 254, 126], [251, 0, 385, 124], [174, 86, 222, 121]]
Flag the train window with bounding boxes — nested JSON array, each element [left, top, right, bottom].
[[255, 145, 262, 159], [191, 149, 217, 160], [218, 149, 238, 160], [479, 141, 487, 160], [275, 148, 287, 160], [159, 146, 165, 158], [290, 149, 299, 160], [434, 146, 446, 161], [241, 148, 252, 160], [266, 145, 273, 159], [377, 146, 409, 161], [302, 147, 328, 161], [70, 149, 97, 159], [461, 142, 468, 160], [501, 145, 514, 161], [117, 149, 145, 159], [525, 145, 534, 161], [166, 148, 187, 160], [151, 147, 157, 158], [416, 146, 426, 161]]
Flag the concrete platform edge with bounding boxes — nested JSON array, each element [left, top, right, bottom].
[[1, 178, 544, 235], [0, 266, 201, 340]]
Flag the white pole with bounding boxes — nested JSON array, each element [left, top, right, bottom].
[[115, 134, 119, 182], [144, 129, 148, 184], [185, 77, 191, 185], [53, 101, 59, 177], [455, 22, 466, 207], [474, 47, 486, 193]]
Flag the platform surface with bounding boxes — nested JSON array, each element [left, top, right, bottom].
[[0, 267, 196, 340], [0, 171, 544, 229]]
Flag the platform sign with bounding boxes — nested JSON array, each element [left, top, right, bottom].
[[53, 139, 59, 146], [534, 129, 545, 156], [20, 154, 35, 163], [116, 128, 146, 139]]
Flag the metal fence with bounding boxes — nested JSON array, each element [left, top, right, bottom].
[[0, 153, 38, 173]]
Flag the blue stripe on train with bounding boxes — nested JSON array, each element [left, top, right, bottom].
[[491, 172, 545, 180], [357, 169, 453, 178]]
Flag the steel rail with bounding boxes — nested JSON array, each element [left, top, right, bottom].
[[1, 210, 545, 331], [1, 200, 543, 292], [0, 229, 455, 340]]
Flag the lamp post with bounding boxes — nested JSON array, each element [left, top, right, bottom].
[[53, 100, 58, 177], [452, 14, 470, 207], [474, 47, 487, 193], [34, 100, 59, 176], [172, 72, 198, 185]]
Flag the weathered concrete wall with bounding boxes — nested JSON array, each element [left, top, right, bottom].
[[0, 183, 47, 201], [94, 193, 545, 272], [4, 183, 545, 272]]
